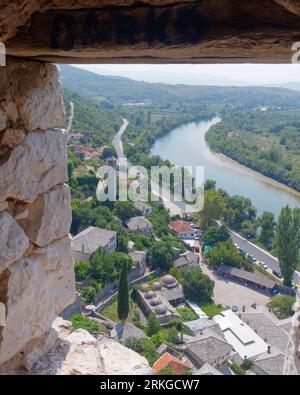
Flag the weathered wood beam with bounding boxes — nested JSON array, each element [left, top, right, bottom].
[[5, 0, 300, 63]]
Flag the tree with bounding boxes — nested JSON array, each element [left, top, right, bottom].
[[258, 211, 276, 250], [204, 179, 216, 191], [81, 286, 97, 304], [149, 241, 174, 271], [114, 201, 137, 222], [200, 190, 226, 229], [206, 240, 252, 271], [275, 206, 300, 286], [146, 315, 161, 336], [74, 260, 91, 281], [182, 268, 214, 302], [117, 261, 129, 322], [202, 225, 230, 245]]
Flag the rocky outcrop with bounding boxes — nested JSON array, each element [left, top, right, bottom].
[[28, 318, 153, 375], [284, 291, 300, 375], [0, 58, 75, 373]]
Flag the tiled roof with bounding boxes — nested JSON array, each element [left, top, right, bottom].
[[72, 226, 116, 254], [152, 352, 190, 374], [169, 220, 193, 234]]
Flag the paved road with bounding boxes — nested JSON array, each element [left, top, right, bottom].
[[229, 228, 299, 284], [112, 118, 128, 158]]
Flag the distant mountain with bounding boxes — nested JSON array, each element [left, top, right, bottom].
[[60, 65, 300, 110]]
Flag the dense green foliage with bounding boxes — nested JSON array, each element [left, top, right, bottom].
[[267, 295, 296, 319], [181, 268, 214, 302], [206, 240, 252, 271], [149, 241, 175, 271], [64, 89, 122, 146], [74, 260, 91, 281], [71, 314, 104, 333], [275, 206, 300, 286], [146, 315, 161, 336]]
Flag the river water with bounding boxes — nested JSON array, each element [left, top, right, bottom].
[[150, 117, 300, 217]]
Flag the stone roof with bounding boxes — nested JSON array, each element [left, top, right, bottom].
[[185, 329, 233, 365], [184, 318, 218, 334], [253, 349, 285, 375], [156, 343, 180, 358], [195, 362, 223, 375], [159, 284, 185, 303], [240, 311, 290, 353], [72, 226, 117, 255], [110, 323, 146, 342], [217, 264, 276, 289], [174, 251, 199, 268], [125, 216, 153, 231]]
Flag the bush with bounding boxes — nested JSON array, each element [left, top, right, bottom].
[[71, 314, 99, 333], [230, 363, 246, 375], [81, 285, 97, 303], [74, 260, 91, 281], [125, 337, 143, 353], [147, 315, 161, 336], [267, 295, 296, 319], [242, 358, 254, 370]]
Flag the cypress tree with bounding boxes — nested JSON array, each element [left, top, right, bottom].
[[117, 261, 129, 322]]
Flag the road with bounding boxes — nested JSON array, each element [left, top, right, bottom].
[[112, 118, 128, 158], [112, 119, 192, 216], [228, 228, 299, 284]]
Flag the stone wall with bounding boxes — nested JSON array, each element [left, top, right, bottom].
[[0, 58, 76, 372]]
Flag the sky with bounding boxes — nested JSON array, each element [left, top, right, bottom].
[[73, 64, 300, 86]]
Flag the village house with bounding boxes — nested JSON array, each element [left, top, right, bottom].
[[183, 329, 233, 371], [214, 309, 269, 359], [252, 348, 285, 375], [110, 322, 146, 342], [174, 251, 199, 270], [129, 250, 147, 275], [72, 226, 117, 261], [168, 220, 194, 239], [125, 216, 153, 236], [152, 352, 190, 374], [133, 201, 152, 216]]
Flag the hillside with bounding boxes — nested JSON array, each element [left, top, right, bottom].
[[64, 89, 122, 146], [60, 65, 300, 111]]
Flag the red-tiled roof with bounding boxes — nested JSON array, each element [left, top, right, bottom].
[[152, 352, 189, 374], [169, 220, 193, 234]]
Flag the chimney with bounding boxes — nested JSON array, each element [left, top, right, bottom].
[[180, 332, 184, 344], [267, 345, 271, 354], [82, 243, 84, 253]]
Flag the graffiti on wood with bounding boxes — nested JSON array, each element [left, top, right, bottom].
[[49, 5, 208, 50]]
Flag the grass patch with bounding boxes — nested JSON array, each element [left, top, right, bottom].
[[71, 314, 108, 334], [101, 299, 120, 322], [176, 306, 198, 322], [198, 299, 224, 318]]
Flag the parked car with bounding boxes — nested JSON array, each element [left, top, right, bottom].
[[261, 262, 268, 270], [231, 305, 238, 312], [272, 270, 282, 279]]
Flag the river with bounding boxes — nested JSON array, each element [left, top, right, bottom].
[[150, 117, 300, 217]]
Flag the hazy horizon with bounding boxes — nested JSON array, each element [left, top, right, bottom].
[[72, 64, 300, 87]]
